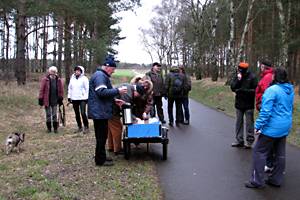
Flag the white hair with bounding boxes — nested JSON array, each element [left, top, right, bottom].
[[48, 66, 58, 74]]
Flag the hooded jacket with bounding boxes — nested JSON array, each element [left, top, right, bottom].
[[145, 69, 165, 96], [68, 66, 89, 100], [255, 68, 273, 111], [255, 83, 294, 138]]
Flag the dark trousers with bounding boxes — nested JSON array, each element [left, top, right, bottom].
[[72, 100, 89, 129], [250, 134, 286, 186], [93, 119, 108, 165], [235, 109, 254, 145], [151, 96, 164, 121], [45, 105, 58, 122], [182, 97, 190, 121], [168, 97, 183, 123]]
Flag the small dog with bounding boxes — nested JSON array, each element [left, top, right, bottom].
[[5, 132, 25, 155]]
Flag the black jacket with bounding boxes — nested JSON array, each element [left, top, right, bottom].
[[230, 71, 258, 110]]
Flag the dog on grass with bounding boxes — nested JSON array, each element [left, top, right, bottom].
[[5, 132, 25, 155]]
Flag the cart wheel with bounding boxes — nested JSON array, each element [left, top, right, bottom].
[[162, 142, 168, 160], [124, 142, 130, 160]]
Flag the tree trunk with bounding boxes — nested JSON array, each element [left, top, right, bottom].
[[57, 16, 63, 76], [226, 0, 236, 85], [211, 5, 219, 82], [237, 0, 255, 62], [64, 16, 72, 86], [15, 0, 26, 85], [276, 0, 289, 68], [42, 16, 48, 72]]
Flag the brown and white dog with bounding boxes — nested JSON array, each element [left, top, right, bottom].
[[5, 132, 25, 155]]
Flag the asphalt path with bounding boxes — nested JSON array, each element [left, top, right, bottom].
[[146, 99, 300, 200]]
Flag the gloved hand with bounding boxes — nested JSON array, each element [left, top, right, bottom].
[[68, 98, 72, 103], [58, 97, 63, 106], [38, 98, 43, 106]]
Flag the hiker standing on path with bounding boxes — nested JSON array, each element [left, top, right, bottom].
[[145, 62, 166, 124], [179, 66, 192, 125], [230, 62, 258, 148], [245, 67, 294, 189], [88, 58, 127, 166], [38, 66, 64, 133], [255, 60, 275, 173], [165, 66, 185, 127], [68, 66, 89, 134]]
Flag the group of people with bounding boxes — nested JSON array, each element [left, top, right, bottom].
[[230, 61, 294, 188], [39, 65, 90, 134], [38, 59, 192, 167]]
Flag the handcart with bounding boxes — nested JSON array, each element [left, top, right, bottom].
[[122, 122, 169, 160]]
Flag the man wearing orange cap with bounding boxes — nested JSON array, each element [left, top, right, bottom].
[[230, 62, 258, 149]]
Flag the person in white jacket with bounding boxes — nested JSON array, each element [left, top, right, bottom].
[[68, 66, 89, 133]]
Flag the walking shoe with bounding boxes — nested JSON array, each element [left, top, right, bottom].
[[83, 127, 89, 134], [231, 142, 244, 147], [264, 166, 274, 173], [183, 120, 190, 125], [161, 120, 166, 124], [243, 143, 252, 149], [265, 179, 280, 187], [96, 161, 114, 167], [74, 128, 83, 133], [244, 181, 264, 189]]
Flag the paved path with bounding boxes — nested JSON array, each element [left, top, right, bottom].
[[151, 99, 300, 200]]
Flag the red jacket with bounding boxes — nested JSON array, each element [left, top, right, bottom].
[[39, 74, 64, 107], [255, 68, 273, 111]]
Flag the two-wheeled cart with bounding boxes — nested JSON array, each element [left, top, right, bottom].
[[122, 122, 169, 160]]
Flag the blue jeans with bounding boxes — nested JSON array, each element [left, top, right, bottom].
[[182, 97, 190, 121]]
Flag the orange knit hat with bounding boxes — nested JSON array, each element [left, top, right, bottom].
[[238, 62, 249, 69]]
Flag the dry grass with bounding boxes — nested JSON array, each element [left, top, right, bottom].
[[0, 79, 161, 200]]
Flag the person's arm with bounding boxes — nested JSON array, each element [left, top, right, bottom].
[[94, 75, 119, 98], [38, 77, 46, 106]]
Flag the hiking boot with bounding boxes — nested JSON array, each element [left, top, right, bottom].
[[53, 122, 58, 133], [231, 142, 244, 147], [245, 181, 264, 189], [46, 122, 52, 133]]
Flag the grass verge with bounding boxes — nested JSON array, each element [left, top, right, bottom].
[[0, 79, 161, 200], [190, 78, 300, 147]]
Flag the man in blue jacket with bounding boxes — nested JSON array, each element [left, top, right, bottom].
[[88, 58, 127, 166], [245, 67, 294, 188]]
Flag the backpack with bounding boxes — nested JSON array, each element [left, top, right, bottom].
[[171, 73, 184, 95]]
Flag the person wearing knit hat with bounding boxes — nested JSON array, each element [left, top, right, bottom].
[[88, 56, 127, 166], [230, 62, 258, 149]]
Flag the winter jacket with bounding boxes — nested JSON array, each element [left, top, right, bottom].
[[230, 71, 258, 110], [38, 74, 64, 107], [255, 83, 294, 138], [182, 73, 192, 97], [145, 70, 165, 96], [165, 67, 186, 98], [88, 69, 119, 119], [132, 92, 153, 119], [255, 68, 273, 111], [68, 66, 89, 100]]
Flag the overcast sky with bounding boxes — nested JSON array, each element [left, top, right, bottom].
[[113, 0, 162, 64]]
